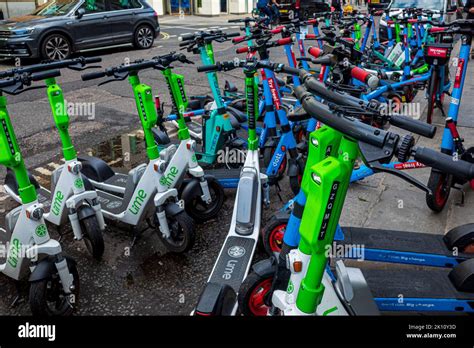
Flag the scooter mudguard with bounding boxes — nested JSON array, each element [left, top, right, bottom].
[[164, 201, 184, 217], [4, 168, 40, 196], [443, 223, 474, 253], [77, 204, 96, 220], [78, 155, 115, 183], [152, 127, 171, 146], [225, 80, 238, 93], [195, 282, 237, 316], [287, 158, 301, 178], [226, 106, 247, 124], [29, 255, 76, 282], [180, 175, 218, 206], [252, 257, 277, 278]]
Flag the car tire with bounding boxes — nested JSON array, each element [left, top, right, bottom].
[[41, 33, 72, 61], [134, 24, 155, 49]]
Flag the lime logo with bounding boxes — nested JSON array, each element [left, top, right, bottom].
[[128, 189, 147, 215], [287, 280, 294, 294], [7, 239, 21, 268], [51, 191, 64, 216], [74, 178, 84, 189], [159, 166, 179, 188], [191, 154, 197, 163], [35, 224, 47, 237]]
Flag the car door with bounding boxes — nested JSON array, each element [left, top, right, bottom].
[[69, 0, 111, 49], [105, 0, 140, 44]]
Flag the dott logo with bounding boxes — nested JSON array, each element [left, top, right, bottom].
[[159, 166, 179, 188], [51, 191, 64, 216], [128, 189, 147, 215]]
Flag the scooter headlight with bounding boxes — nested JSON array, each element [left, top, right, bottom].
[[26, 205, 44, 221], [311, 173, 321, 185]]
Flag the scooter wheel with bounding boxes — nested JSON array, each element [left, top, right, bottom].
[[157, 212, 195, 253], [185, 180, 225, 223], [80, 216, 104, 260], [426, 169, 451, 213], [238, 271, 273, 316], [29, 261, 80, 316], [262, 215, 288, 258]]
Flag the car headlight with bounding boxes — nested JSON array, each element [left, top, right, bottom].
[[10, 28, 35, 36]]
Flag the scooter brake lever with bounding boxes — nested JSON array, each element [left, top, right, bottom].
[[367, 161, 433, 195], [98, 72, 127, 86], [69, 64, 102, 71]]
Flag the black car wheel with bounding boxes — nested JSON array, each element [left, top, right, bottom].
[[134, 24, 154, 49], [41, 34, 71, 61]]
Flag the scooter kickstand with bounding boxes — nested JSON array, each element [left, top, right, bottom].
[[452, 184, 466, 206]]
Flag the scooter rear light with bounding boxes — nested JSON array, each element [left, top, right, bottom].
[[454, 58, 465, 88], [68, 162, 82, 175], [293, 261, 302, 272]]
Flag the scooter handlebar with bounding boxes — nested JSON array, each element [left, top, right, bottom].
[[196, 64, 218, 73], [390, 115, 436, 139], [31, 69, 61, 81], [414, 147, 474, 180], [81, 71, 107, 81]]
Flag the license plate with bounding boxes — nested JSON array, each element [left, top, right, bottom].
[[372, 0, 380, 3]]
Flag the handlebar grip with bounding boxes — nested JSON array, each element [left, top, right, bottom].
[[390, 115, 436, 139], [387, 20, 395, 25], [180, 33, 195, 41], [197, 64, 218, 73], [305, 34, 317, 39], [84, 57, 102, 64], [31, 69, 61, 81], [351, 66, 379, 89], [308, 46, 323, 58], [414, 147, 474, 180], [307, 19, 318, 25], [429, 27, 447, 33], [276, 37, 293, 46], [179, 40, 191, 47], [0, 78, 17, 88], [280, 65, 301, 76], [271, 26, 285, 34], [236, 46, 250, 54], [226, 32, 241, 38], [228, 19, 241, 23], [81, 71, 107, 81], [232, 36, 246, 44]]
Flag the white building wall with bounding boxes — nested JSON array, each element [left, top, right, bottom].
[[229, 0, 252, 14], [0, 1, 36, 18], [195, 0, 220, 16]]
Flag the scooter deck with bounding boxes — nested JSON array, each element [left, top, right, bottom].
[[208, 236, 256, 292], [103, 173, 128, 189], [205, 168, 242, 189], [339, 227, 470, 267], [96, 190, 125, 214], [362, 267, 474, 312]]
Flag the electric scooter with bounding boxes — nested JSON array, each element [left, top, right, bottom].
[[3, 57, 106, 260], [80, 59, 206, 253], [0, 69, 79, 316], [194, 58, 270, 316], [239, 68, 474, 315]]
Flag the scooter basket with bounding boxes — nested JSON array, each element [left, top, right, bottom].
[[424, 43, 452, 66]]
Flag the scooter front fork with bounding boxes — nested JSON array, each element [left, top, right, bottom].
[[198, 177, 212, 204], [68, 208, 83, 241], [54, 255, 75, 296], [156, 205, 171, 238], [261, 174, 270, 207]]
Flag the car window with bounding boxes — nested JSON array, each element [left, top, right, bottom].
[[79, 0, 107, 13], [109, 0, 141, 10]]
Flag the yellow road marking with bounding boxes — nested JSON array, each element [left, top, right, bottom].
[[161, 32, 170, 40]]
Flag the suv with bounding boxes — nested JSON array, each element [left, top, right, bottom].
[[0, 0, 159, 60], [279, 0, 331, 22]]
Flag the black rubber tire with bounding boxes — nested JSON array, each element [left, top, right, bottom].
[[156, 211, 195, 253], [262, 215, 289, 257], [238, 271, 273, 316], [263, 147, 287, 182], [426, 169, 451, 213], [426, 69, 439, 125], [40, 33, 72, 61], [185, 179, 225, 223], [80, 215, 104, 260], [133, 24, 155, 49], [29, 261, 79, 316]]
